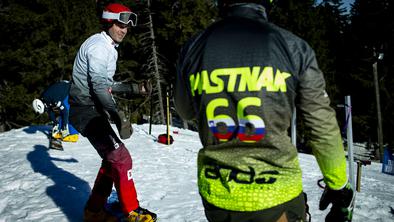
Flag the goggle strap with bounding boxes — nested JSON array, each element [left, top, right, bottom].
[[102, 11, 123, 20]]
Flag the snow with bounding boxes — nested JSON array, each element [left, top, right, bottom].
[[0, 124, 393, 222]]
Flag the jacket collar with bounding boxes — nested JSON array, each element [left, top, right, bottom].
[[224, 3, 268, 21], [101, 31, 119, 48]]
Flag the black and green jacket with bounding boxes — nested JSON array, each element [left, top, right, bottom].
[[174, 3, 347, 212]]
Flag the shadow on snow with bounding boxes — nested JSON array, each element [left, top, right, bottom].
[[23, 125, 52, 139], [27, 145, 91, 221]]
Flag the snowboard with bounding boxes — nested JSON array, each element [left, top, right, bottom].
[[49, 137, 63, 150]]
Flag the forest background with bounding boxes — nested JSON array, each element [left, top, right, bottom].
[[0, 0, 393, 159]]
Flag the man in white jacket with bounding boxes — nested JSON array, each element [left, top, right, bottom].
[[69, 3, 156, 222]]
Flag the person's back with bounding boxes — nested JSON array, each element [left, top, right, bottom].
[[175, 1, 354, 222], [180, 6, 304, 208], [41, 81, 70, 106], [32, 80, 78, 143]]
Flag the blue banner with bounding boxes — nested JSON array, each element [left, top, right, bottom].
[[382, 147, 394, 175]]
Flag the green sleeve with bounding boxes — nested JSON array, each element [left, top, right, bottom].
[[297, 51, 348, 190]]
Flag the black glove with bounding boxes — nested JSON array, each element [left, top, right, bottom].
[[319, 181, 355, 222], [131, 80, 152, 96], [114, 111, 133, 139]]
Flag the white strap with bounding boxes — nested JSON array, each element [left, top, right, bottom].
[[102, 11, 119, 20]]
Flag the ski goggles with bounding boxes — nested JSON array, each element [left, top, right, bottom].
[[102, 11, 138, 27]]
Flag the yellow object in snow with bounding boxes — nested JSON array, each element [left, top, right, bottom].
[[62, 134, 79, 142]]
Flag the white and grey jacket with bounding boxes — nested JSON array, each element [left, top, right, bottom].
[[69, 31, 120, 134]]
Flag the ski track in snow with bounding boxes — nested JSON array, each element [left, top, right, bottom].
[[0, 124, 393, 222]]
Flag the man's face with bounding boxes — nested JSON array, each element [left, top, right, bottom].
[[108, 22, 128, 43]]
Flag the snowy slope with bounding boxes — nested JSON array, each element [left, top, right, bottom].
[[0, 124, 393, 222]]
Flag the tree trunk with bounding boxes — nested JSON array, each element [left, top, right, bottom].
[[147, 0, 165, 124]]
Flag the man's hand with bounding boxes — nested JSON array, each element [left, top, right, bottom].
[[115, 111, 133, 139], [319, 181, 355, 222], [140, 80, 152, 96]]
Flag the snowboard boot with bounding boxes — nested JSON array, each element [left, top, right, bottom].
[[83, 207, 118, 222], [125, 207, 157, 222], [53, 132, 62, 139]]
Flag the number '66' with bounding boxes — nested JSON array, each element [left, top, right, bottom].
[[206, 97, 266, 143]]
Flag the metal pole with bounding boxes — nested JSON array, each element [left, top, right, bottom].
[[356, 162, 362, 192], [345, 96, 355, 189], [373, 60, 384, 162], [291, 109, 296, 146], [149, 95, 153, 135], [166, 91, 170, 145]]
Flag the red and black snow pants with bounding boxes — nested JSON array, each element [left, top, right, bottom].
[[84, 116, 139, 214]]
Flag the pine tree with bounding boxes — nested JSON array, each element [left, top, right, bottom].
[[0, 0, 98, 130], [146, 0, 217, 125]]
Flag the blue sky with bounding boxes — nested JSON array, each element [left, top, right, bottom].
[[343, 0, 355, 9], [316, 0, 355, 12]]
